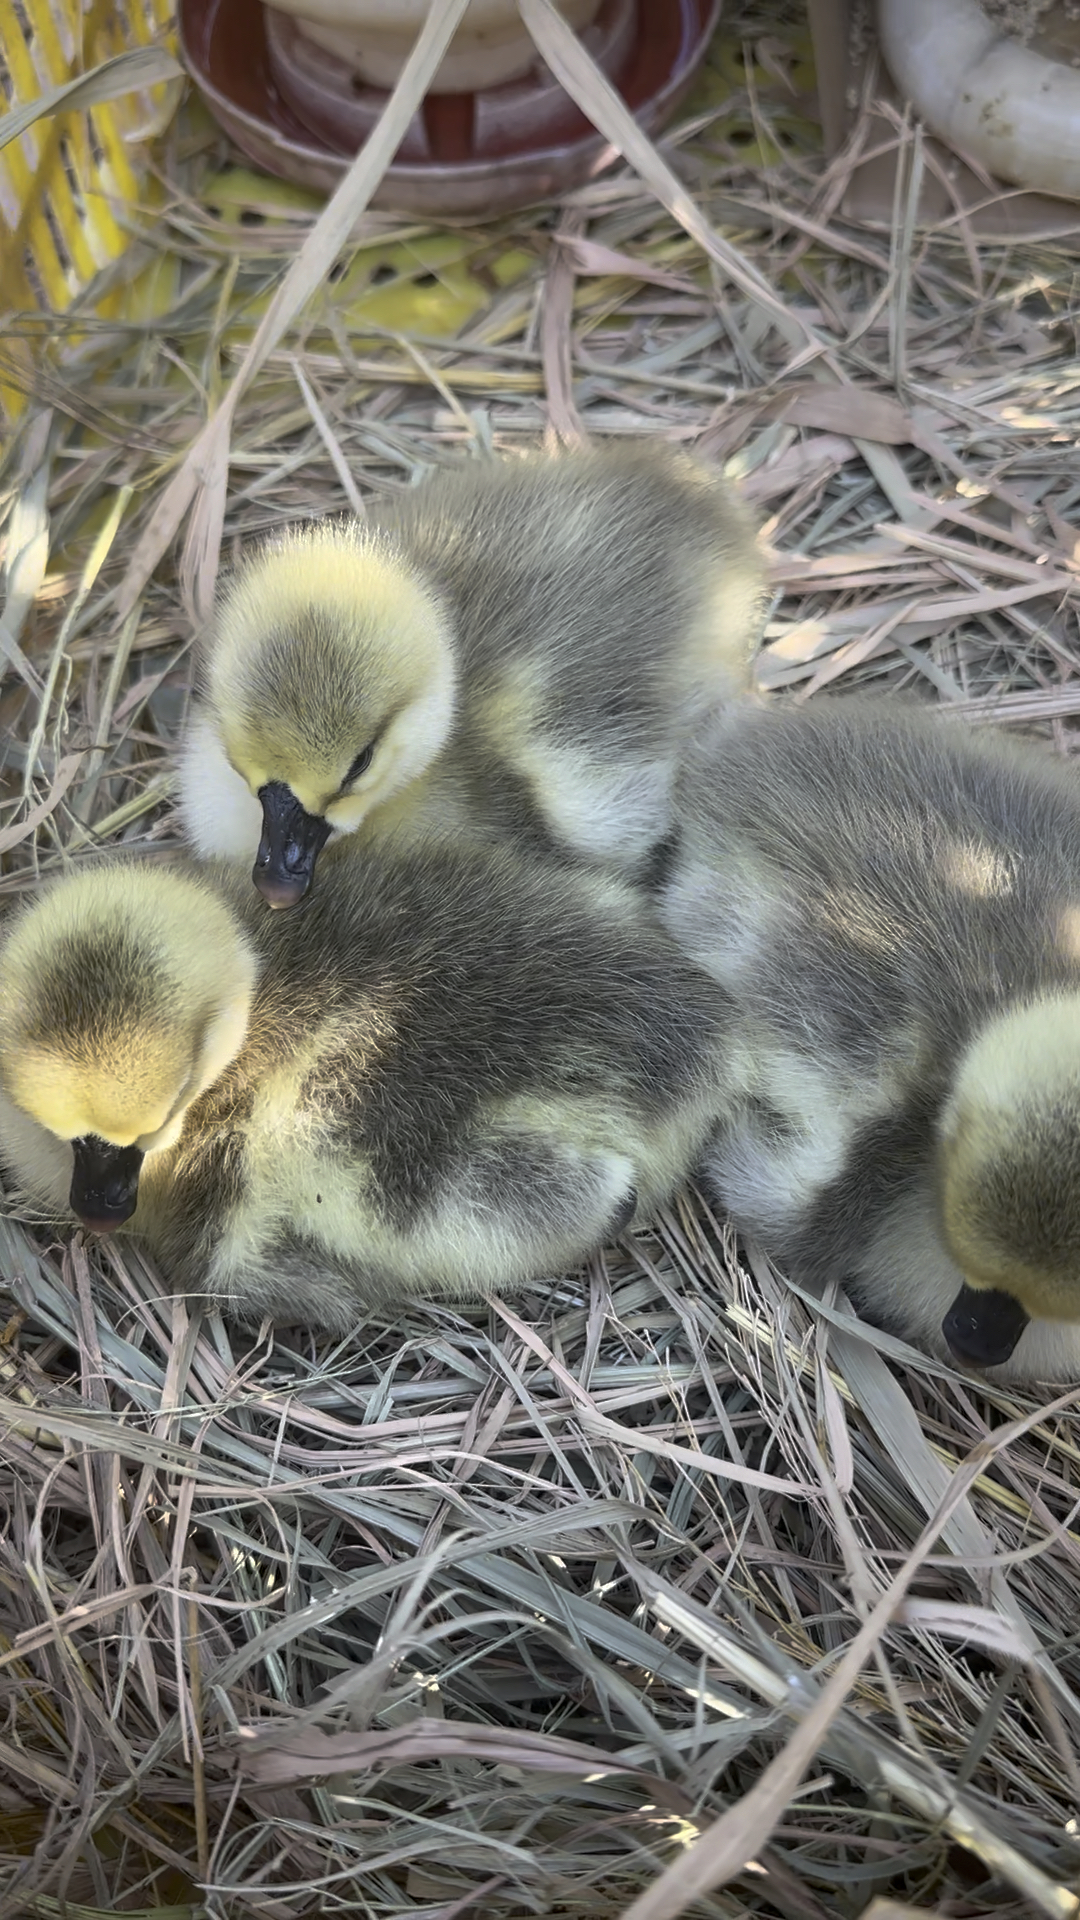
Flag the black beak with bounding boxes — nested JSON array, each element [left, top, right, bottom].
[[942, 1283, 1030, 1369], [253, 781, 332, 910], [69, 1134, 144, 1234]]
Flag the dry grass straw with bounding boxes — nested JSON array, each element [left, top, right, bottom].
[[2, 0, 1080, 1912]]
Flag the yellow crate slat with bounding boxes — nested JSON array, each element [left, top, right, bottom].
[[127, 0, 173, 43], [0, 0, 48, 112], [23, 199, 72, 306], [0, 0, 180, 408], [55, 191, 104, 286], [0, 131, 35, 221], [90, 99, 143, 206], [27, 0, 77, 88]]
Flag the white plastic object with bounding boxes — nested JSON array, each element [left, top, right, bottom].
[[261, 0, 603, 93], [877, 0, 1080, 201]]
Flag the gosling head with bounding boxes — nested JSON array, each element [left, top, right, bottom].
[[205, 523, 456, 908], [0, 866, 257, 1233], [938, 994, 1080, 1369]]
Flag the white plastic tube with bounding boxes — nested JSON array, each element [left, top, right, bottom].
[[877, 0, 1080, 200]]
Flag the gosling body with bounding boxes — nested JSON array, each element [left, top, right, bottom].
[[0, 847, 730, 1326], [178, 444, 766, 905], [659, 697, 1080, 1385]]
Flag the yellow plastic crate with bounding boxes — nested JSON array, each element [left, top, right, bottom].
[[0, 0, 177, 318]]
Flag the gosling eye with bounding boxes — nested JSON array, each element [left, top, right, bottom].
[[345, 743, 375, 786]]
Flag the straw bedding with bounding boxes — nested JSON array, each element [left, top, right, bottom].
[[1, 2, 1080, 1914]]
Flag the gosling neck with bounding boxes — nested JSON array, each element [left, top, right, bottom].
[[938, 991, 1080, 1318], [391, 619, 459, 792], [942, 993, 1080, 1140], [148, 936, 259, 1155]]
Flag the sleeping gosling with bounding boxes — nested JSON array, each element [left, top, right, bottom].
[[659, 695, 1080, 1386], [178, 443, 766, 907], [0, 849, 730, 1325]]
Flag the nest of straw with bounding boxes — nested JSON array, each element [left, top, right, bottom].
[[2, 3, 1080, 1915]]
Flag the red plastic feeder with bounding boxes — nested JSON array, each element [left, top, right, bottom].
[[179, 0, 722, 216]]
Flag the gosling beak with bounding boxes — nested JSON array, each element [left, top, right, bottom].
[[69, 1135, 144, 1234], [253, 781, 332, 910], [942, 1282, 1030, 1369]]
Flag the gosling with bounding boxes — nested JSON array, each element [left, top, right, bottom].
[[659, 695, 1080, 1385], [0, 848, 730, 1325], [178, 443, 766, 907]]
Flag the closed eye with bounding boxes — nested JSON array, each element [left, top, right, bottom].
[[345, 743, 375, 786]]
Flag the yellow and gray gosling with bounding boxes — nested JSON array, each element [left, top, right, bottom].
[[0, 848, 730, 1325], [659, 696, 1080, 1385], [178, 442, 766, 908]]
